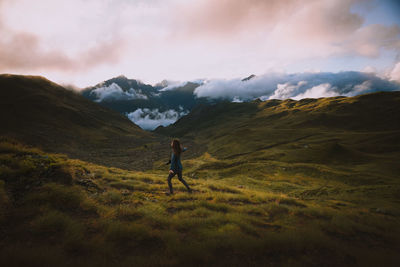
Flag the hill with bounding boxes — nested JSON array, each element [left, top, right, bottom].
[[1, 81, 400, 266], [0, 74, 164, 170], [156, 91, 400, 176], [1, 135, 399, 266]]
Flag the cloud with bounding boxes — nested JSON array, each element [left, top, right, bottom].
[[0, 0, 399, 87], [158, 79, 205, 91], [345, 80, 373, 96], [362, 66, 377, 73], [173, 0, 325, 37], [292, 83, 339, 100], [266, 81, 309, 100], [0, 31, 124, 72], [194, 74, 283, 100], [90, 83, 148, 102], [390, 62, 400, 82], [0, 0, 126, 73], [159, 81, 189, 91], [172, 0, 400, 59], [126, 107, 188, 130], [345, 24, 400, 57], [194, 71, 400, 101], [232, 96, 243, 103]]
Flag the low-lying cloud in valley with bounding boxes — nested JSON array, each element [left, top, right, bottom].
[[126, 107, 188, 130], [194, 71, 400, 102], [90, 83, 148, 102]]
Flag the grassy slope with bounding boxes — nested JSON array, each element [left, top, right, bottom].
[[156, 92, 400, 179], [1, 88, 400, 266], [0, 74, 171, 170], [1, 139, 399, 267]]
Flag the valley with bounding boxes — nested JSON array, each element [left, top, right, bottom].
[[0, 75, 399, 266]]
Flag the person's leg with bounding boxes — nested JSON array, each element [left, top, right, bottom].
[[167, 172, 176, 194], [177, 171, 191, 192]]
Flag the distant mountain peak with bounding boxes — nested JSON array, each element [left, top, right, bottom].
[[154, 79, 170, 88], [115, 74, 128, 79], [242, 74, 256, 81]]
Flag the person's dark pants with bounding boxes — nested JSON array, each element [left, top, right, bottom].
[[167, 170, 191, 193]]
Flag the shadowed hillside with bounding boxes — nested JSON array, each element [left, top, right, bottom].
[[1, 81, 400, 266], [0, 74, 170, 170]]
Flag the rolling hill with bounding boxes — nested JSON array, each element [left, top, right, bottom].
[[0, 74, 166, 170], [156, 92, 400, 175], [1, 78, 399, 266]]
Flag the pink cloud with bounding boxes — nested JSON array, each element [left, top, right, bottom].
[[0, 0, 126, 73], [0, 29, 125, 72], [171, 0, 399, 59]]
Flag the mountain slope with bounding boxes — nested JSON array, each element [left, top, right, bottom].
[[1, 79, 400, 266], [80, 76, 213, 129], [0, 74, 161, 169], [81, 76, 208, 113], [156, 91, 400, 179]]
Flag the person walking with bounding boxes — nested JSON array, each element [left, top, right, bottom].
[[166, 139, 192, 195]]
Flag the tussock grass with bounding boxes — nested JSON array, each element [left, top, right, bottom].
[[24, 183, 84, 212], [31, 210, 84, 238], [1, 139, 400, 266], [104, 221, 160, 248]]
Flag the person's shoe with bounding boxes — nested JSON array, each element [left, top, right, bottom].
[[165, 191, 173, 196], [188, 188, 193, 194]]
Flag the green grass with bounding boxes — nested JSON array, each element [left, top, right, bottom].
[[0, 139, 399, 266], [1, 87, 400, 266]]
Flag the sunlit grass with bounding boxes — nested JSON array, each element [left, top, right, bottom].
[[1, 139, 399, 266]]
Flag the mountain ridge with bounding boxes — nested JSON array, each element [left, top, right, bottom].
[[156, 91, 400, 179], [0, 74, 164, 170]]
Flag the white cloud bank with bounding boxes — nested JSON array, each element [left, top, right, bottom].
[[126, 107, 188, 130], [90, 83, 148, 102], [390, 62, 400, 82], [158, 79, 205, 91], [159, 81, 189, 92], [194, 71, 400, 101]]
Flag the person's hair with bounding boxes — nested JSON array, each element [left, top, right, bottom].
[[171, 139, 182, 156]]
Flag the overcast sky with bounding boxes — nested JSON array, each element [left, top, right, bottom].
[[0, 0, 399, 87]]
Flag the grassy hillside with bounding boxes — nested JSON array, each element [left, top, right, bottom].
[[0, 74, 171, 170], [1, 139, 399, 266], [156, 91, 400, 179], [1, 85, 400, 266]]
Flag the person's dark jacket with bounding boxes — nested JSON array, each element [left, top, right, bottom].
[[168, 147, 187, 172]]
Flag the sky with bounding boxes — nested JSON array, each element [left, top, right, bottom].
[[0, 0, 399, 88]]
